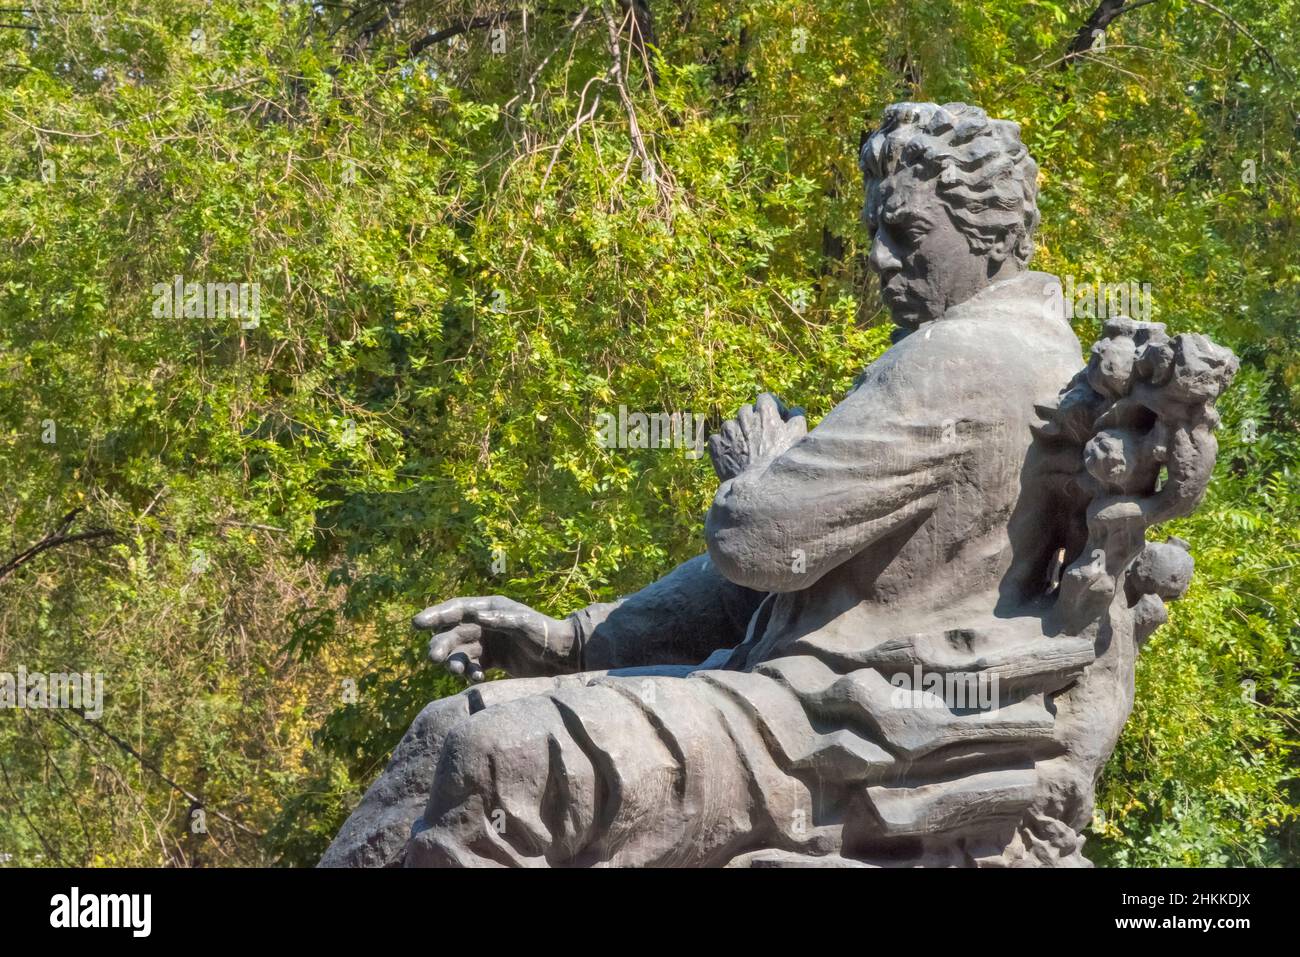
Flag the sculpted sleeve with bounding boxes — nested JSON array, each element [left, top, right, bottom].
[[704, 341, 976, 592], [569, 553, 766, 670]]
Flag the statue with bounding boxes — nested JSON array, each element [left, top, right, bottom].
[[320, 102, 1237, 868]]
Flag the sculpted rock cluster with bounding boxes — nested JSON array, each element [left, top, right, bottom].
[[1042, 318, 1237, 639]]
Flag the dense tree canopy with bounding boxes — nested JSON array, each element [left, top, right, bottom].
[[0, 0, 1296, 866]]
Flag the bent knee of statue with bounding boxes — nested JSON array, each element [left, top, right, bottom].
[[406, 695, 596, 867]]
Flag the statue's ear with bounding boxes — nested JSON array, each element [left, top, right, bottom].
[[987, 229, 1016, 266]]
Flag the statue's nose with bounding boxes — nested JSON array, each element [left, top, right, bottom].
[[869, 234, 903, 274]]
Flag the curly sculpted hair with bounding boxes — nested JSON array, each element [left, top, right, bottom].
[[860, 102, 1041, 266]]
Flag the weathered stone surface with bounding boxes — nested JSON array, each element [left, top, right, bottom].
[[321, 101, 1236, 868]]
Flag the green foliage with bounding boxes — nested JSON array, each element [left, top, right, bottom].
[[0, 0, 1295, 866]]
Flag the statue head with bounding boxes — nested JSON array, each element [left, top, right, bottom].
[[860, 102, 1040, 329]]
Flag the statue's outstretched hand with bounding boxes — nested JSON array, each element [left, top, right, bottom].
[[708, 392, 807, 481], [414, 596, 577, 681]]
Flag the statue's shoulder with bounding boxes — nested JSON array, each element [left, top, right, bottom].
[[893, 314, 1075, 363], [854, 274, 1082, 399], [944, 269, 1075, 328], [935, 271, 1082, 360]]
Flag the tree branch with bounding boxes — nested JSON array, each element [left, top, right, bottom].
[[618, 0, 657, 78], [1185, 0, 1293, 81], [0, 755, 66, 865], [409, 12, 525, 58], [52, 709, 264, 839], [0, 508, 114, 583], [1061, 0, 1290, 82], [1063, 0, 1162, 67]]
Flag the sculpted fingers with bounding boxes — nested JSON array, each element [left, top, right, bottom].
[[413, 597, 468, 631], [428, 623, 483, 666], [784, 410, 808, 439], [467, 608, 525, 632], [708, 432, 728, 478], [753, 393, 807, 457], [736, 401, 759, 438], [754, 392, 782, 423], [445, 652, 485, 683], [710, 438, 739, 480], [709, 425, 746, 481], [720, 419, 746, 455], [413, 595, 512, 631], [758, 393, 801, 431]]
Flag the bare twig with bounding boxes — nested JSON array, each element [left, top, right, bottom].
[[0, 508, 114, 583], [602, 2, 660, 198], [1185, 0, 1293, 81], [55, 709, 264, 839], [503, 4, 592, 116], [0, 755, 66, 865]]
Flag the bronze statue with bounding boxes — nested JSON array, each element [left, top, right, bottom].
[[322, 102, 1236, 868]]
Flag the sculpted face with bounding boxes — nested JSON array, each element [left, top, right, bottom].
[[865, 166, 1022, 329]]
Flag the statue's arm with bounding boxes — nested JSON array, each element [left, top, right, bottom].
[[569, 553, 765, 670], [416, 373, 967, 678], [705, 370, 969, 593], [416, 538, 764, 682]]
